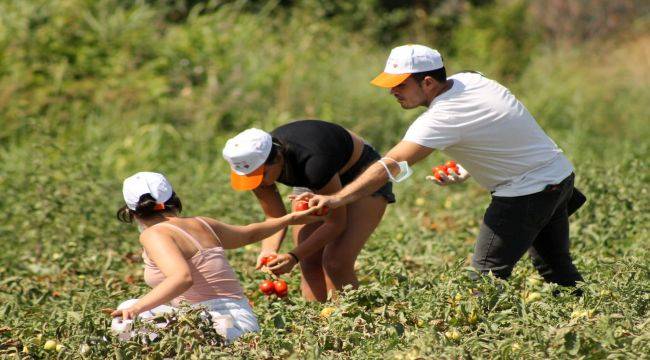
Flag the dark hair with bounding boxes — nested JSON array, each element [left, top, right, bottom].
[[264, 137, 285, 165], [411, 67, 447, 84], [116, 192, 183, 223]]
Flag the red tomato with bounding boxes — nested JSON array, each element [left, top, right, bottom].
[[444, 160, 460, 175], [260, 254, 277, 266], [294, 201, 309, 212], [273, 279, 288, 297], [433, 165, 448, 181], [259, 280, 275, 295]]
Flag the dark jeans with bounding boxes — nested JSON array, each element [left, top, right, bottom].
[[471, 173, 584, 286]]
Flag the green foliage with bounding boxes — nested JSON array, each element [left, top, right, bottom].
[[0, 0, 648, 358], [451, 0, 540, 80]]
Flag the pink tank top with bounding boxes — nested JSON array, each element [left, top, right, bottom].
[[142, 217, 245, 305]]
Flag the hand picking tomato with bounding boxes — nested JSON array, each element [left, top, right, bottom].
[[294, 201, 309, 212], [259, 279, 275, 295], [273, 279, 288, 297], [314, 206, 329, 216], [260, 254, 277, 266], [294, 200, 328, 216]]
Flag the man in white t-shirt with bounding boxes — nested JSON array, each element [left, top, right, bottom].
[[306, 44, 584, 288]]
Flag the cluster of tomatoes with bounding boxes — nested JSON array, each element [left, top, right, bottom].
[[258, 255, 288, 298], [294, 200, 329, 216], [432, 160, 460, 181], [258, 278, 288, 298], [256, 201, 330, 299]]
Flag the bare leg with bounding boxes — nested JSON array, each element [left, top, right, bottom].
[[322, 195, 387, 293], [292, 221, 328, 301]]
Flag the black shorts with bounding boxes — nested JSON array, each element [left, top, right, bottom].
[[340, 144, 396, 204]]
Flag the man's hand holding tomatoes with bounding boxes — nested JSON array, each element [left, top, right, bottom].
[[427, 161, 471, 186], [266, 253, 299, 276]]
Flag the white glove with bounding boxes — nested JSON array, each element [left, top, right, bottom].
[[426, 164, 470, 186]]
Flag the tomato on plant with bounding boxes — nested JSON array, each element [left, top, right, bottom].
[[259, 280, 275, 295], [273, 279, 288, 297]]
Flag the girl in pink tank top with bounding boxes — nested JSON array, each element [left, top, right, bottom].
[[109, 172, 321, 341]]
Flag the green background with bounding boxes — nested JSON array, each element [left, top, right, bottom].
[[1, 0, 648, 358]]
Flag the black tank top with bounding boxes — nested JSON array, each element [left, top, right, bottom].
[[270, 120, 354, 190]]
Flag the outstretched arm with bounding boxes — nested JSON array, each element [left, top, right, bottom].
[[199, 207, 321, 250], [267, 175, 347, 275], [252, 184, 288, 268], [307, 141, 434, 209]]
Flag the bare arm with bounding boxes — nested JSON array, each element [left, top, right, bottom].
[[112, 230, 193, 319], [267, 175, 347, 275], [289, 176, 346, 259], [199, 208, 319, 250], [308, 141, 434, 209], [252, 184, 288, 265]]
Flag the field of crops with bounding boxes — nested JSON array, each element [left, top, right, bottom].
[[1, 1, 649, 359]]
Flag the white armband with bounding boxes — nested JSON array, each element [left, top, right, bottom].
[[378, 157, 413, 183]]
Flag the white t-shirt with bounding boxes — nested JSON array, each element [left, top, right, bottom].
[[403, 72, 573, 197]]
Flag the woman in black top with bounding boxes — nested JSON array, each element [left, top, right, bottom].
[[222, 120, 395, 301]]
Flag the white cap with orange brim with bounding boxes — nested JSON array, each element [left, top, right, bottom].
[[371, 44, 444, 88], [222, 128, 273, 191]]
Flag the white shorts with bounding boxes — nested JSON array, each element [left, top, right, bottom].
[[111, 297, 259, 343]]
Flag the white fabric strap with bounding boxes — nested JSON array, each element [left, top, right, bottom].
[[378, 158, 395, 179], [378, 157, 412, 183]]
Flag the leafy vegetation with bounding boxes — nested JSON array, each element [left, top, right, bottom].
[[0, 1, 648, 358]]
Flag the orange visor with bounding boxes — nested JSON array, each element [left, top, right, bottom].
[[370, 72, 411, 88], [230, 165, 265, 191]]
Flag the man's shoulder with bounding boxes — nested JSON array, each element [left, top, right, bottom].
[[448, 71, 494, 89], [413, 105, 451, 125], [452, 70, 486, 77]]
